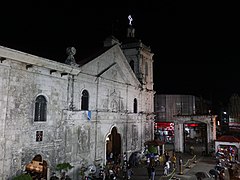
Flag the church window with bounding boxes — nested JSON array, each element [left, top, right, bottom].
[[34, 95, 47, 122], [36, 131, 43, 142], [134, 98, 138, 113], [111, 100, 118, 112], [130, 60, 134, 72], [81, 90, 89, 110]]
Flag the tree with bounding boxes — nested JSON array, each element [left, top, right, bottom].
[[56, 162, 74, 172], [148, 145, 158, 154], [55, 162, 74, 178]]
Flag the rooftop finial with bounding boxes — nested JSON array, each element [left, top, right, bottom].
[[127, 15, 135, 38], [128, 15, 133, 26]]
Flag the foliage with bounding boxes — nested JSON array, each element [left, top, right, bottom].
[[79, 165, 87, 178], [13, 174, 32, 180], [56, 162, 74, 172], [148, 145, 157, 154]]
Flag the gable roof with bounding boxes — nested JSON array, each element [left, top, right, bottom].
[[216, 135, 240, 143], [76, 45, 114, 66]]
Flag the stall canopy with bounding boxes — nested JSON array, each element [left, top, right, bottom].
[[215, 135, 240, 153], [144, 139, 165, 146], [144, 139, 165, 155]]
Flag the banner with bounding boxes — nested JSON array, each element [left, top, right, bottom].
[[87, 111, 91, 121]]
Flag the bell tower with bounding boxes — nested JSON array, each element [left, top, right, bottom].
[[121, 15, 154, 91]]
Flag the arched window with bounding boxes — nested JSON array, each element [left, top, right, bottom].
[[81, 90, 89, 110], [134, 98, 138, 113], [130, 60, 134, 72], [145, 62, 148, 76], [34, 95, 47, 121]]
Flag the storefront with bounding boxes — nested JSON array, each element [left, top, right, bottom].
[[154, 122, 174, 143]]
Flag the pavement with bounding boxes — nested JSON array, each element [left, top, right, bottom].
[[118, 144, 218, 180], [128, 153, 202, 180], [174, 155, 216, 180]]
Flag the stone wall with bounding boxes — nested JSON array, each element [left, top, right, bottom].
[[0, 43, 155, 179]]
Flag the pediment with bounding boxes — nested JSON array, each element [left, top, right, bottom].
[[79, 44, 140, 86]]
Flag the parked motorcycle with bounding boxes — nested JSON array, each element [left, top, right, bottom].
[[98, 168, 105, 180], [84, 164, 97, 180], [109, 169, 117, 180]]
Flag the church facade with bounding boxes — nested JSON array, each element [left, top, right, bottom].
[[0, 31, 155, 179]]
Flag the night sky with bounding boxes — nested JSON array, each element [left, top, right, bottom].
[[1, 1, 240, 111]]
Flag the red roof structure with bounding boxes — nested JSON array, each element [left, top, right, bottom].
[[216, 135, 240, 143]]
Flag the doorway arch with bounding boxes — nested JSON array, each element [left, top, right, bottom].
[[25, 154, 48, 179], [106, 127, 121, 164]]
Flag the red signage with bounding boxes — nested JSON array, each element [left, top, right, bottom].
[[155, 122, 174, 130], [185, 123, 199, 127]]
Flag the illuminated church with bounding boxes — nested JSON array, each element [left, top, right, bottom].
[[0, 17, 155, 179]]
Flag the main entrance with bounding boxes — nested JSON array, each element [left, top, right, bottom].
[[106, 127, 121, 164], [183, 121, 208, 154]]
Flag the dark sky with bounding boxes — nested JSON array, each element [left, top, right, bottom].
[[1, 1, 240, 110]]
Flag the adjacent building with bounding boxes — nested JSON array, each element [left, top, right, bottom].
[[228, 93, 240, 132], [154, 94, 216, 154]]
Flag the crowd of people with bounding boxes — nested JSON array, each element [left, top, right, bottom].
[[47, 145, 186, 180], [98, 147, 178, 180], [143, 149, 177, 179], [214, 146, 240, 179]]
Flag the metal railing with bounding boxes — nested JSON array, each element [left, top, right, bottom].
[[159, 155, 197, 180], [183, 155, 197, 169], [159, 168, 176, 180]]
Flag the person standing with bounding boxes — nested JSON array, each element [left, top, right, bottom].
[[131, 153, 137, 167], [122, 162, 128, 179], [159, 155, 164, 166], [190, 145, 194, 155], [178, 156, 183, 175], [151, 166, 155, 180], [170, 153, 176, 169], [165, 161, 170, 174], [50, 173, 59, 180], [219, 169, 225, 180], [99, 166, 106, 180], [110, 152, 114, 163], [201, 146, 205, 156], [163, 164, 168, 176], [147, 157, 150, 166], [164, 151, 170, 164], [127, 165, 134, 179], [123, 152, 127, 163], [235, 153, 238, 161], [147, 165, 151, 180]]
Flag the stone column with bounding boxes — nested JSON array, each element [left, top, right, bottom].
[[174, 123, 184, 152]]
